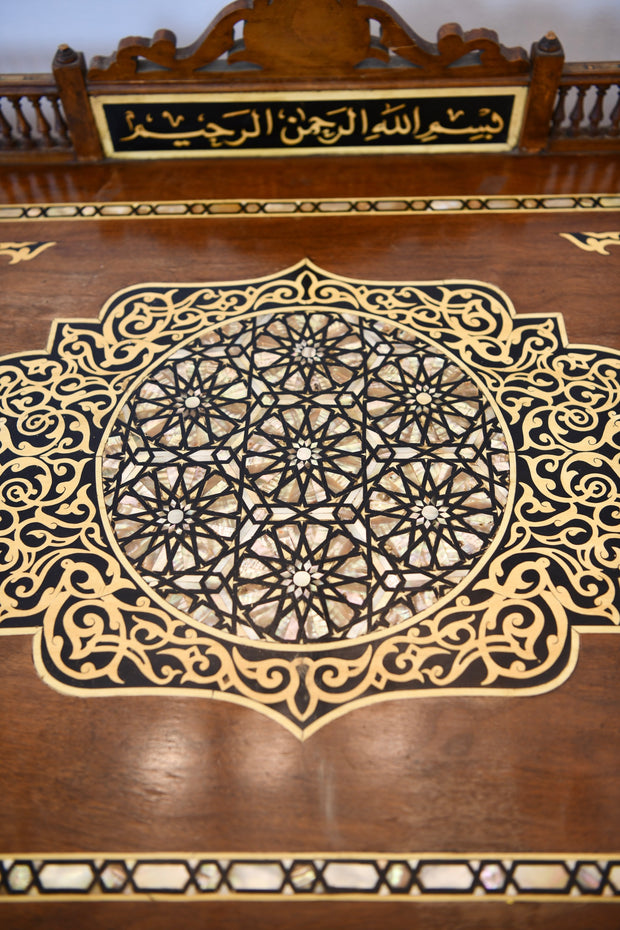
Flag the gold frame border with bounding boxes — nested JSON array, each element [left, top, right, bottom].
[[90, 86, 527, 159]]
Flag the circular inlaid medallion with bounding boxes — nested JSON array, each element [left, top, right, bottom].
[[101, 310, 511, 644]]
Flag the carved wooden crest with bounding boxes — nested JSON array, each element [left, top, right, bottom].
[[88, 0, 530, 82]]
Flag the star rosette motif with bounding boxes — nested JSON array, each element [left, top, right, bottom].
[[0, 261, 618, 736]]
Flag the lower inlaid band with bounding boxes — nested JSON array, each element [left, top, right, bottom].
[[1, 853, 619, 901]]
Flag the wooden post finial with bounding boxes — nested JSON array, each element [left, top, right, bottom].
[[52, 47, 103, 159], [538, 32, 562, 54], [54, 44, 79, 66], [520, 32, 565, 152]]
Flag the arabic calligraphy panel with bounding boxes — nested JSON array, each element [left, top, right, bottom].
[[91, 88, 527, 158]]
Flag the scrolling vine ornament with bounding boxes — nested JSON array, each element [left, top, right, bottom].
[[0, 241, 56, 265], [0, 262, 618, 736]]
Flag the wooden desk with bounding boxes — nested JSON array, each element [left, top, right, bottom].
[[0, 3, 619, 926]]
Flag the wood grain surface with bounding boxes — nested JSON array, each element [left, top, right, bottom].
[[0, 151, 618, 928], [5, 900, 620, 930]]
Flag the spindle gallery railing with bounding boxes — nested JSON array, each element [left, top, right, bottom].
[[0, 0, 618, 161], [0, 76, 72, 155], [550, 65, 620, 150]]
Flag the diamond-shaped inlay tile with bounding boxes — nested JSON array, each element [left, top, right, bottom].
[[385, 861, 411, 891], [100, 861, 129, 891], [195, 861, 222, 891], [289, 861, 317, 891], [575, 862, 604, 892], [479, 862, 507, 891], [6, 862, 34, 892]]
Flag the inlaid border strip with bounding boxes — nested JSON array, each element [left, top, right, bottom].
[[0, 193, 618, 223], [1, 853, 619, 902]]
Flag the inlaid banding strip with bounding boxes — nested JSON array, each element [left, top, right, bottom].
[[1, 853, 620, 901], [0, 194, 617, 223]]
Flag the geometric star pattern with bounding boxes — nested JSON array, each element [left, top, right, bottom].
[[102, 310, 510, 643]]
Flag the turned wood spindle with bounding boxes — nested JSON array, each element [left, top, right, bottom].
[[587, 84, 607, 135], [11, 96, 33, 147], [28, 95, 53, 147], [551, 85, 569, 135], [568, 85, 588, 136], [47, 95, 71, 146], [0, 100, 15, 147]]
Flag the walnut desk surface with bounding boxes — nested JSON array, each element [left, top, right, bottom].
[[0, 147, 618, 930]]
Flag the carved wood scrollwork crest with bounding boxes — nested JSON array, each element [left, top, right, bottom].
[[87, 0, 530, 82]]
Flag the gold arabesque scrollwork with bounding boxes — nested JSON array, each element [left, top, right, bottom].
[[0, 241, 56, 264], [560, 231, 620, 255], [0, 261, 618, 737]]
